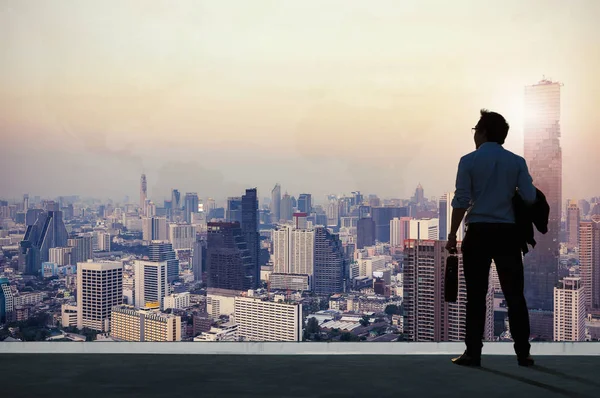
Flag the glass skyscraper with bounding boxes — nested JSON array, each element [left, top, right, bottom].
[[523, 78, 562, 311], [149, 242, 179, 283], [226, 197, 243, 224], [313, 226, 346, 294], [371, 206, 409, 243], [297, 193, 312, 214], [19, 210, 68, 275], [0, 277, 14, 323], [271, 184, 281, 223], [184, 193, 199, 224], [206, 222, 252, 291], [242, 188, 260, 289]]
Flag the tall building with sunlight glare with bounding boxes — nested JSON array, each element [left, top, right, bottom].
[[523, 78, 563, 312]]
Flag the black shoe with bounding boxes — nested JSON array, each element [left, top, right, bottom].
[[452, 352, 481, 367], [517, 355, 535, 367]]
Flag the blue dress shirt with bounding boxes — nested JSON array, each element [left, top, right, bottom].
[[451, 142, 537, 224]]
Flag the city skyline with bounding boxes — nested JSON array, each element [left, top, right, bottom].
[[2, 1, 600, 201]]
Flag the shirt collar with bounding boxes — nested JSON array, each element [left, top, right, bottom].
[[478, 142, 501, 150]]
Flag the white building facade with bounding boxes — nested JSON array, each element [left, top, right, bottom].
[[168, 224, 197, 251], [134, 260, 169, 310], [554, 277, 586, 342], [76, 261, 123, 332], [163, 292, 191, 310], [233, 296, 302, 342]]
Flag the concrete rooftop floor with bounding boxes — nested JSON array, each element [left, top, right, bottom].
[[2, 353, 599, 398]]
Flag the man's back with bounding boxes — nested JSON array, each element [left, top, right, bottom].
[[452, 142, 536, 224], [448, 110, 536, 368]]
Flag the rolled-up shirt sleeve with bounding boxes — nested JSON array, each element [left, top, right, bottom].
[[451, 156, 471, 209]]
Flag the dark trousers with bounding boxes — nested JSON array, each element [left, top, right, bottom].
[[461, 223, 531, 358]]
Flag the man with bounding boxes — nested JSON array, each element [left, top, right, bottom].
[[446, 109, 537, 367]]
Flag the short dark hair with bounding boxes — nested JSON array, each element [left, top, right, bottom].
[[477, 109, 509, 145]]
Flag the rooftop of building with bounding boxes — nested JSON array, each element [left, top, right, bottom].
[[2, 342, 600, 398], [206, 287, 245, 297]]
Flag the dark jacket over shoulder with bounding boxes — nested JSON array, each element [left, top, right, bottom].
[[513, 188, 550, 255]]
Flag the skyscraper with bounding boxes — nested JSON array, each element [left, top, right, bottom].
[[553, 277, 586, 342], [134, 260, 169, 309], [439, 193, 465, 241], [97, 233, 111, 252], [293, 212, 308, 229], [280, 193, 293, 222], [192, 238, 205, 282], [226, 197, 243, 223], [579, 199, 591, 218], [356, 217, 375, 249], [566, 202, 580, 251], [19, 210, 68, 275], [25, 209, 43, 226], [49, 247, 73, 266], [271, 184, 281, 222], [298, 194, 312, 214], [0, 277, 14, 323], [146, 201, 156, 217], [313, 226, 346, 294], [184, 193, 199, 224], [390, 217, 412, 248], [23, 194, 29, 211], [371, 206, 409, 243], [171, 189, 181, 210], [168, 224, 196, 250], [291, 196, 297, 210], [68, 236, 93, 264], [272, 225, 315, 276], [368, 195, 381, 208], [326, 199, 339, 227], [414, 183, 425, 206], [352, 191, 363, 207], [439, 194, 448, 240], [140, 174, 147, 216], [149, 241, 179, 283], [242, 188, 260, 289], [338, 197, 351, 218], [408, 218, 439, 240], [523, 78, 562, 311], [579, 217, 600, 314], [142, 217, 168, 242], [403, 240, 493, 342], [206, 222, 252, 291], [77, 261, 123, 332], [43, 200, 60, 212]]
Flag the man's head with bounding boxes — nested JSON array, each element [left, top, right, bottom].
[[473, 109, 509, 148]]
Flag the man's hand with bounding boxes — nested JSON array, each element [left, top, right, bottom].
[[446, 235, 458, 254]]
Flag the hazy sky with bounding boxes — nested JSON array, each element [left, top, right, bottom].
[[1, 0, 599, 204]]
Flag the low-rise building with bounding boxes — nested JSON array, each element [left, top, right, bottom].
[[193, 322, 239, 341], [206, 288, 244, 319], [269, 273, 310, 292], [61, 304, 78, 328], [14, 305, 30, 322], [234, 296, 302, 342], [163, 292, 191, 310], [111, 305, 181, 342], [14, 292, 45, 307]]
